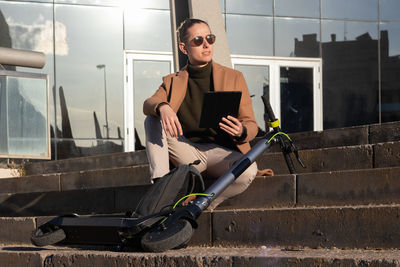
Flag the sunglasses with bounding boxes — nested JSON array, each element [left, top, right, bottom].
[[190, 34, 216, 46]]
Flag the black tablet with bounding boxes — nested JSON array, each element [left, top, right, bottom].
[[199, 91, 242, 128]]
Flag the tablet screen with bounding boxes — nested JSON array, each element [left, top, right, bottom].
[[199, 91, 242, 128]]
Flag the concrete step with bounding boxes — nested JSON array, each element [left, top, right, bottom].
[[0, 245, 399, 267], [1, 204, 400, 249], [211, 205, 400, 249], [259, 140, 400, 175], [24, 150, 148, 176], [23, 120, 400, 176], [219, 166, 400, 210], [2, 165, 400, 216], [254, 120, 400, 152], [23, 139, 400, 183], [10, 140, 400, 194]]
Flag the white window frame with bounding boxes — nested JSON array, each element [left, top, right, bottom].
[[231, 55, 323, 131], [124, 50, 174, 151]]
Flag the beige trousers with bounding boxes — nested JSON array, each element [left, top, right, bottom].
[[144, 115, 257, 209]]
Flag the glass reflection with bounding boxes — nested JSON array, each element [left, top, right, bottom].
[[321, 0, 378, 21], [226, 0, 272, 15], [220, 0, 225, 13], [280, 67, 313, 133], [133, 60, 171, 148], [226, 14, 273, 56], [0, 75, 48, 158], [4, 0, 51, 2], [0, 1, 55, 137], [380, 24, 400, 122], [322, 20, 378, 128], [275, 0, 319, 18], [124, 9, 171, 52], [275, 18, 320, 57], [55, 4, 124, 140], [380, 0, 400, 22], [234, 64, 269, 131], [56, 139, 123, 159], [55, 0, 169, 9]]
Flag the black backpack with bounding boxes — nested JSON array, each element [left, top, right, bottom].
[[133, 162, 205, 217]]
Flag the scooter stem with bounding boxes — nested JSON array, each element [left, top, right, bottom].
[[189, 131, 277, 216]]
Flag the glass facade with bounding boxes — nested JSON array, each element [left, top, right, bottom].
[[275, 0, 319, 18], [1, 0, 400, 160], [274, 18, 320, 57], [380, 23, 400, 122], [234, 64, 270, 131], [321, 0, 378, 21], [226, 14, 273, 56], [0, 0, 170, 159], [222, 0, 398, 130], [124, 8, 171, 52]]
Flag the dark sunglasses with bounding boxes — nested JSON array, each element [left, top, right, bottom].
[[190, 34, 216, 46]]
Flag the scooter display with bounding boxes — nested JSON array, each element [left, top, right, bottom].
[[31, 96, 306, 252]]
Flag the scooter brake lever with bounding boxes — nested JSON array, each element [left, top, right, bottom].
[[290, 142, 306, 168]]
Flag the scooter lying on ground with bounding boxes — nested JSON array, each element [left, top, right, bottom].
[[31, 96, 306, 252]]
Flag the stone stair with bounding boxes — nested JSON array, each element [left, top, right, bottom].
[[0, 121, 400, 266]]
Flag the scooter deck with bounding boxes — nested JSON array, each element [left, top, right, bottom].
[[44, 211, 170, 246]]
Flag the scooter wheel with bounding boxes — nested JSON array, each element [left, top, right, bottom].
[[141, 219, 193, 252], [31, 226, 66, 247]]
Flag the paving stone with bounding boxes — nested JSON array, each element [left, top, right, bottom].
[[212, 205, 400, 249], [0, 217, 36, 244], [254, 125, 369, 153], [216, 175, 296, 209], [25, 150, 149, 175], [0, 174, 60, 194], [60, 165, 150, 191], [370, 121, 400, 144], [0, 251, 42, 267], [297, 167, 400, 206], [374, 141, 400, 168], [189, 212, 212, 247]]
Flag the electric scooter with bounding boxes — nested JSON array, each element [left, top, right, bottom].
[[31, 96, 306, 252]]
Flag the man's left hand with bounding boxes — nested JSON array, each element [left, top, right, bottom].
[[219, 115, 243, 138]]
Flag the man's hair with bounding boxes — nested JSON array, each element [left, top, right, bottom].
[[177, 18, 210, 43]]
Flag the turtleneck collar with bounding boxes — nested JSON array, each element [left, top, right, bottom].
[[187, 61, 212, 79]]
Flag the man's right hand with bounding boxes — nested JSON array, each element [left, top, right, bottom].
[[158, 104, 183, 138]]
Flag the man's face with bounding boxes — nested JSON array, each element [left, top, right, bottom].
[[179, 23, 214, 67]]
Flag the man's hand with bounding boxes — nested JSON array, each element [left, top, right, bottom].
[[219, 115, 243, 138], [158, 104, 183, 138]]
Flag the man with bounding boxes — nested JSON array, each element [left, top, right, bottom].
[[143, 18, 258, 210]]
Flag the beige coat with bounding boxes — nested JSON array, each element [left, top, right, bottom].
[[143, 61, 258, 154]]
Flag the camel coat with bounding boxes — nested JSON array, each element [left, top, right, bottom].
[[143, 61, 257, 154]]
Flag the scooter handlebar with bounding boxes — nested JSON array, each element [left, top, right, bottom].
[[261, 95, 277, 123]]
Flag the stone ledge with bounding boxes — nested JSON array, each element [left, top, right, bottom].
[[0, 246, 399, 267]]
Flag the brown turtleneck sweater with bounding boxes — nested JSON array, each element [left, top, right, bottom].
[[177, 62, 237, 150]]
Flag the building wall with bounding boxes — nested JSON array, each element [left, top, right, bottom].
[[1, 0, 400, 159]]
